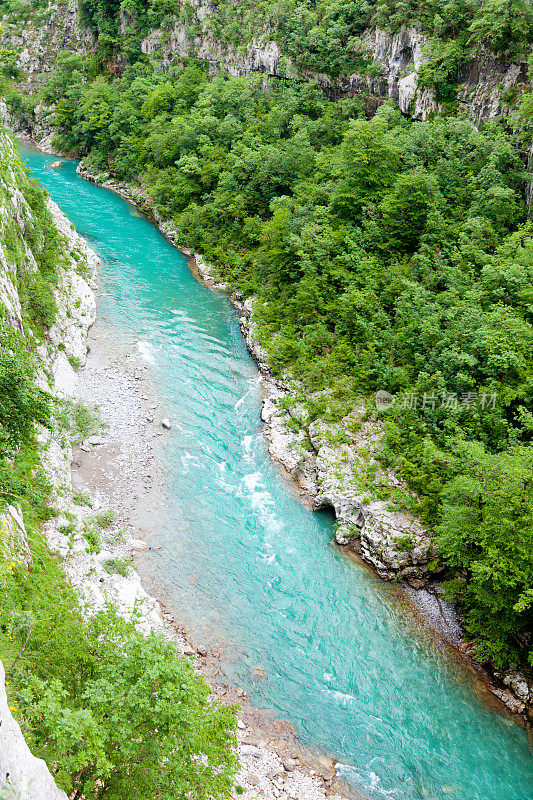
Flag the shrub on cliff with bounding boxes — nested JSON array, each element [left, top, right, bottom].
[[22, 632, 238, 800], [1, 544, 238, 800], [438, 442, 533, 669]]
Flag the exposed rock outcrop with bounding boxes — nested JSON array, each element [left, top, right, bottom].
[[0, 661, 68, 800], [1, 1, 530, 132], [1, 0, 93, 88], [238, 297, 436, 586]]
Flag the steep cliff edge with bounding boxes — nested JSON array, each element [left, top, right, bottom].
[[0, 127, 100, 798], [0, 0, 530, 138], [0, 511, 67, 800], [138, 14, 529, 122]]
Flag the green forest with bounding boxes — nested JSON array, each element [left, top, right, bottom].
[[1, 0, 532, 675]]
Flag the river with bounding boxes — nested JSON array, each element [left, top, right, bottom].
[[21, 146, 533, 800]]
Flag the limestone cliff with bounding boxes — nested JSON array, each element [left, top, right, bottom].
[[0, 509, 67, 800], [0, 1, 530, 138], [0, 128, 98, 799]]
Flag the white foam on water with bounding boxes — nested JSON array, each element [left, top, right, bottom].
[[327, 689, 358, 707], [336, 764, 401, 799], [136, 339, 156, 363], [214, 462, 243, 498], [241, 471, 283, 544], [234, 387, 252, 410], [242, 434, 254, 457], [180, 451, 202, 473]]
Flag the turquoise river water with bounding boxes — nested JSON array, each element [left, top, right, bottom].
[[22, 146, 533, 800]]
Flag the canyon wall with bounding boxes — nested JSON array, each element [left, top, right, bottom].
[[1, 1, 530, 134], [0, 127, 98, 799]]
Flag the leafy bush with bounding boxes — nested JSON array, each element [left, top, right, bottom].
[[94, 509, 117, 529], [72, 491, 92, 506], [56, 399, 105, 445], [438, 442, 533, 668], [103, 556, 130, 575], [0, 530, 238, 800]]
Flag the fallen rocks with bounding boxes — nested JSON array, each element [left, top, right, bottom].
[[503, 670, 530, 704], [240, 745, 262, 757], [283, 758, 298, 772]]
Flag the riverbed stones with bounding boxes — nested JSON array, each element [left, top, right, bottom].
[[240, 745, 262, 757], [251, 665, 268, 679], [161, 418, 171, 429]]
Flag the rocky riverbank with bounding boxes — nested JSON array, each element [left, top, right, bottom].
[[70, 304, 357, 800], [71, 159, 533, 731]]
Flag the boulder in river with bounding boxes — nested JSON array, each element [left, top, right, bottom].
[[50, 160, 63, 168], [161, 418, 171, 429]]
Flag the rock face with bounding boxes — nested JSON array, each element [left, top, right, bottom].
[[1, 0, 93, 87], [0, 662, 68, 800], [0, 2, 529, 135], [239, 298, 436, 586], [0, 505, 31, 563], [317, 27, 530, 121], [137, 14, 530, 122], [140, 16, 281, 80], [308, 417, 436, 585], [0, 508, 66, 800]]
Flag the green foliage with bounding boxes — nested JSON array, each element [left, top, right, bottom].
[[23, 633, 237, 800], [273, 0, 373, 77], [82, 519, 101, 553], [94, 508, 117, 528], [55, 399, 105, 445], [417, 38, 464, 102], [0, 140, 60, 521], [1, 528, 238, 799], [71, 0, 531, 87], [0, 321, 51, 455], [72, 491, 93, 506], [468, 0, 533, 56], [438, 442, 533, 668], [395, 535, 415, 551], [103, 556, 130, 575]]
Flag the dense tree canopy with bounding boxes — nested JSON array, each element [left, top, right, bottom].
[[37, 54, 533, 668], [0, 0, 529, 675]]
